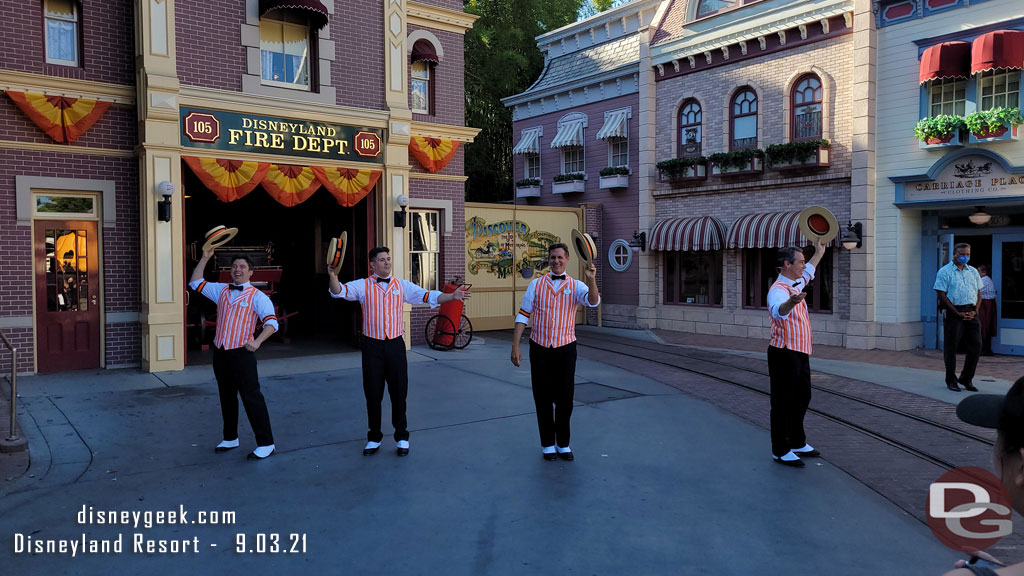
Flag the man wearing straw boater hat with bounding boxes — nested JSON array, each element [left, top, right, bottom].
[[511, 234, 600, 462], [328, 244, 470, 457], [189, 226, 279, 460]]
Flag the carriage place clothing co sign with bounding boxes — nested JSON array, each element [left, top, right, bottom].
[[895, 153, 1024, 205], [179, 107, 383, 162]]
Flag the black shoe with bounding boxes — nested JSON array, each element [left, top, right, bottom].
[[214, 445, 237, 453], [543, 452, 557, 461], [773, 455, 805, 468], [363, 441, 381, 456], [557, 451, 574, 461], [246, 448, 274, 460], [396, 441, 410, 457], [947, 383, 962, 392], [962, 383, 979, 392], [793, 449, 820, 458]]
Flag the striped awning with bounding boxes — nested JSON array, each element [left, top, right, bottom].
[[596, 110, 629, 141], [727, 211, 836, 248], [550, 119, 585, 148], [649, 217, 727, 251], [512, 130, 540, 155]]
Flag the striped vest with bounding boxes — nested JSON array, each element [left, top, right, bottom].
[[768, 279, 813, 355], [362, 278, 405, 340], [214, 287, 260, 350], [530, 276, 579, 348]]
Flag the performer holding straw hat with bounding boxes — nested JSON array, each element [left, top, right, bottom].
[[511, 237, 600, 462], [328, 243, 470, 457], [189, 226, 279, 460]]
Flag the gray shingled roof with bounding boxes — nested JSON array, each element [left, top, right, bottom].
[[522, 35, 640, 95]]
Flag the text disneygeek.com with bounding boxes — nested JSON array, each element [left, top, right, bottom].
[[11, 505, 307, 557]]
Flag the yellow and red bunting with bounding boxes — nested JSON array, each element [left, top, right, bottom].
[[311, 167, 380, 207], [6, 91, 111, 143], [262, 164, 322, 207], [183, 156, 270, 203], [408, 136, 459, 173]]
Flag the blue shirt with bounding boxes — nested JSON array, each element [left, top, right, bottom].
[[933, 261, 983, 306]]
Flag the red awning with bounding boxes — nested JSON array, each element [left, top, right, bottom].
[[259, 0, 329, 30], [727, 211, 836, 249], [919, 41, 971, 84], [971, 29, 1024, 74], [649, 217, 727, 251], [411, 40, 439, 64]]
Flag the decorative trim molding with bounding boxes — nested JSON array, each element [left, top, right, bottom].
[[407, 197, 454, 235], [409, 172, 468, 182], [16, 175, 117, 227], [410, 121, 481, 142], [179, 86, 389, 127], [0, 140, 135, 158], [0, 70, 135, 104], [407, 2, 479, 34]]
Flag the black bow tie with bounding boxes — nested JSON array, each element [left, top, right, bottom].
[[551, 275, 566, 281], [229, 284, 244, 291], [376, 277, 391, 283]]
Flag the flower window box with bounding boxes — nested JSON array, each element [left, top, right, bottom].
[[966, 108, 1022, 144], [656, 157, 708, 183], [711, 156, 763, 176], [969, 124, 1019, 144], [599, 174, 629, 189], [516, 184, 541, 198], [552, 174, 585, 194], [920, 130, 964, 149], [771, 146, 830, 169]]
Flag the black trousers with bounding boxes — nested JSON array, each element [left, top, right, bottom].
[[529, 340, 577, 448], [944, 308, 982, 386], [361, 336, 409, 443], [767, 345, 811, 458], [212, 347, 274, 446]]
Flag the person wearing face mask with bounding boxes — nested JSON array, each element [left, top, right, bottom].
[[943, 377, 1024, 576], [328, 246, 470, 457], [934, 243, 984, 392]]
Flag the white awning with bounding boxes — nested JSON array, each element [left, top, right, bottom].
[[550, 120, 586, 148], [596, 110, 629, 141], [512, 130, 540, 155]]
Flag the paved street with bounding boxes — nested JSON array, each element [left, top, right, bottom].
[[2, 335, 962, 575]]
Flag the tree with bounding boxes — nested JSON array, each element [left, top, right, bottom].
[[464, 0, 584, 203], [578, 0, 631, 20]]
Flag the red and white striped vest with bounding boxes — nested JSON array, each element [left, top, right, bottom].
[[530, 276, 579, 348], [768, 279, 813, 355], [362, 278, 405, 340], [214, 287, 260, 350]]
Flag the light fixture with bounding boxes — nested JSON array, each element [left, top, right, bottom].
[[156, 181, 175, 222], [969, 207, 991, 225], [629, 230, 647, 252], [840, 221, 862, 250], [394, 193, 409, 228]]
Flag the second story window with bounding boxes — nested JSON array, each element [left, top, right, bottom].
[[679, 99, 702, 157], [731, 88, 757, 150], [978, 69, 1021, 111], [411, 60, 431, 114], [525, 153, 540, 179], [45, 0, 79, 66], [260, 15, 311, 90], [929, 77, 967, 116], [563, 146, 584, 174], [609, 138, 628, 167], [792, 75, 823, 140]]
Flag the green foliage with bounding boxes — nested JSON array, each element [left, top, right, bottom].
[[599, 166, 630, 176], [553, 172, 585, 182], [464, 0, 586, 203], [656, 156, 707, 177], [913, 115, 966, 141], [766, 139, 830, 166], [965, 107, 1023, 136], [708, 148, 765, 171], [516, 178, 541, 187]]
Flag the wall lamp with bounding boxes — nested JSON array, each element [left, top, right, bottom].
[[630, 230, 647, 252], [395, 193, 410, 228], [840, 221, 862, 250], [969, 207, 992, 225], [156, 181, 175, 222]]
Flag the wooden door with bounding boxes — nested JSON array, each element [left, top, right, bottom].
[[34, 221, 100, 372]]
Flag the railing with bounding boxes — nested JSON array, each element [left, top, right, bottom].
[[0, 331, 18, 443]]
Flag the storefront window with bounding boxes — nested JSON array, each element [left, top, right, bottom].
[[978, 69, 1020, 111], [260, 16, 311, 89], [664, 251, 722, 305], [409, 210, 440, 290], [744, 247, 832, 312], [929, 77, 967, 117]]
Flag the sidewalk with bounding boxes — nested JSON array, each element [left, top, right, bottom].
[[0, 335, 958, 575]]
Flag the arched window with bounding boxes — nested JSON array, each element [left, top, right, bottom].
[[730, 88, 757, 150], [678, 99, 702, 157], [792, 74, 823, 140]]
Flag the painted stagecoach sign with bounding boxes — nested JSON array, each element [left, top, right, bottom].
[[466, 216, 560, 280]]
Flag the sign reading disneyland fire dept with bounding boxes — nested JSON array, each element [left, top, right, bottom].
[[179, 107, 383, 162], [896, 153, 1024, 205]]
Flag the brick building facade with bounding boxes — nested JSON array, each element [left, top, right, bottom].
[[0, 0, 477, 374]]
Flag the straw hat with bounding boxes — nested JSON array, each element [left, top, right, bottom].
[[571, 229, 597, 263], [797, 206, 839, 244], [202, 225, 238, 251], [327, 232, 348, 275]]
